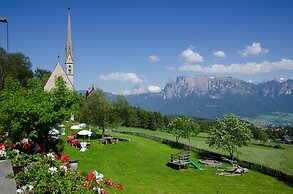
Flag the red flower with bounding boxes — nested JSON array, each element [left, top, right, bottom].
[[55, 154, 60, 160], [35, 145, 41, 151], [9, 142, 16, 148], [100, 189, 107, 194], [116, 183, 124, 191], [61, 155, 69, 163], [23, 143, 31, 149], [41, 152, 47, 156], [89, 172, 95, 181], [0, 143, 5, 150]]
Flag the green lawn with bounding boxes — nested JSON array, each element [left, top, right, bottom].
[[64, 129, 293, 194], [116, 127, 293, 175]]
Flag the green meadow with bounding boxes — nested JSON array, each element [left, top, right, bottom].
[[116, 127, 293, 175], [64, 129, 293, 194]]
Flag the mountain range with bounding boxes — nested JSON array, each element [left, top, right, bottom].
[[125, 75, 293, 121]]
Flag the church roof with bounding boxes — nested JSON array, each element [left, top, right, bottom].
[[44, 62, 73, 91]]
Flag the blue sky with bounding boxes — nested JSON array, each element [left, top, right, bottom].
[[1, 0, 293, 94]]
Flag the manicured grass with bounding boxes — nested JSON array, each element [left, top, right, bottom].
[[116, 127, 293, 175], [63, 130, 293, 193]]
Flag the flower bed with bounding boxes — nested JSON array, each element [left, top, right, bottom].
[[1, 142, 124, 193]]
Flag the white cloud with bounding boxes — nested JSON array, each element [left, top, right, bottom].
[[122, 85, 145, 95], [121, 85, 161, 95], [148, 54, 160, 62], [100, 72, 143, 83], [165, 66, 175, 71], [213, 50, 226, 58], [148, 85, 161, 93], [239, 42, 269, 57], [180, 46, 204, 63], [178, 59, 293, 74]]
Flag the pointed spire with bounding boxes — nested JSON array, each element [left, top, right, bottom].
[[66, 0, 73, 64], [65, 0, 74, 87]]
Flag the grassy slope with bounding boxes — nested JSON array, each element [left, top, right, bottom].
[[117, 127, 293, 175], [64, 130, 293, 194]]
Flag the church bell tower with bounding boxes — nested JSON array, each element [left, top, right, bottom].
[[65, 3, 74, 87]]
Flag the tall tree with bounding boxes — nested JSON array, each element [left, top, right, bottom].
[[80, 89, 120, 137], [0, 48, 33, 88], [208, 114, 253, 159], [114, 95, 133, 127]]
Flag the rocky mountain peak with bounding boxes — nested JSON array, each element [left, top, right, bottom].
[[163, 75, 254, 99]]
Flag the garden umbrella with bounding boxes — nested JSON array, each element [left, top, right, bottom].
[[70, 125, 82, 130], [77, 130, 92, 140]]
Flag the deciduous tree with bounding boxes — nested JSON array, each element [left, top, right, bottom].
[[167, 117, 200, 143], [0, 48, 33, 88], [208, 114, 253, 159], [79, 89, 120, 137], [0, 76, 78, 152]]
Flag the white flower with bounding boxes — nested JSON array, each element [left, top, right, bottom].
[[21, 185, 27, 191], [16, 188, 24, 193], [60, 165, 68, 172], [0, 149, 6, 157], [19, 184, 33, 193], [48, 167, 58, 174], [46, 153, 55, 160], [13, 149, 20, 154], [27, 185, 34, 191], [93, 171, 104, 181]]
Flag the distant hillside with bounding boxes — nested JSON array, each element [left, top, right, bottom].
[[126, 75, 293, 124]]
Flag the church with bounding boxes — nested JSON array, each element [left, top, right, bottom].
[[44, 4, 74, 91]]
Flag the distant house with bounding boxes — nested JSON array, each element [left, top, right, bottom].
[[280, 135, 293, 144]]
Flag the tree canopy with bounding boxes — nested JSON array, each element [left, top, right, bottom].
[[0, 76, 79, 152], [78, 90, 167, 133], [167, 117, 200, 143], [0, 47, 33, 88], [208, 114, 253, 159], [79, 89, 120, 137]]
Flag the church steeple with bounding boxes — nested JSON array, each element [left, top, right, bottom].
[[65, 0, 74, 87]]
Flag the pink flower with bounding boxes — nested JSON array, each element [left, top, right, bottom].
[[83, 181, 91, 190], [100, 189, 107, 194], [55, 154, 60, 160], [104, 178, 115, 187], [35, 146, 41, 151], [83, 181, 90, 187]]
